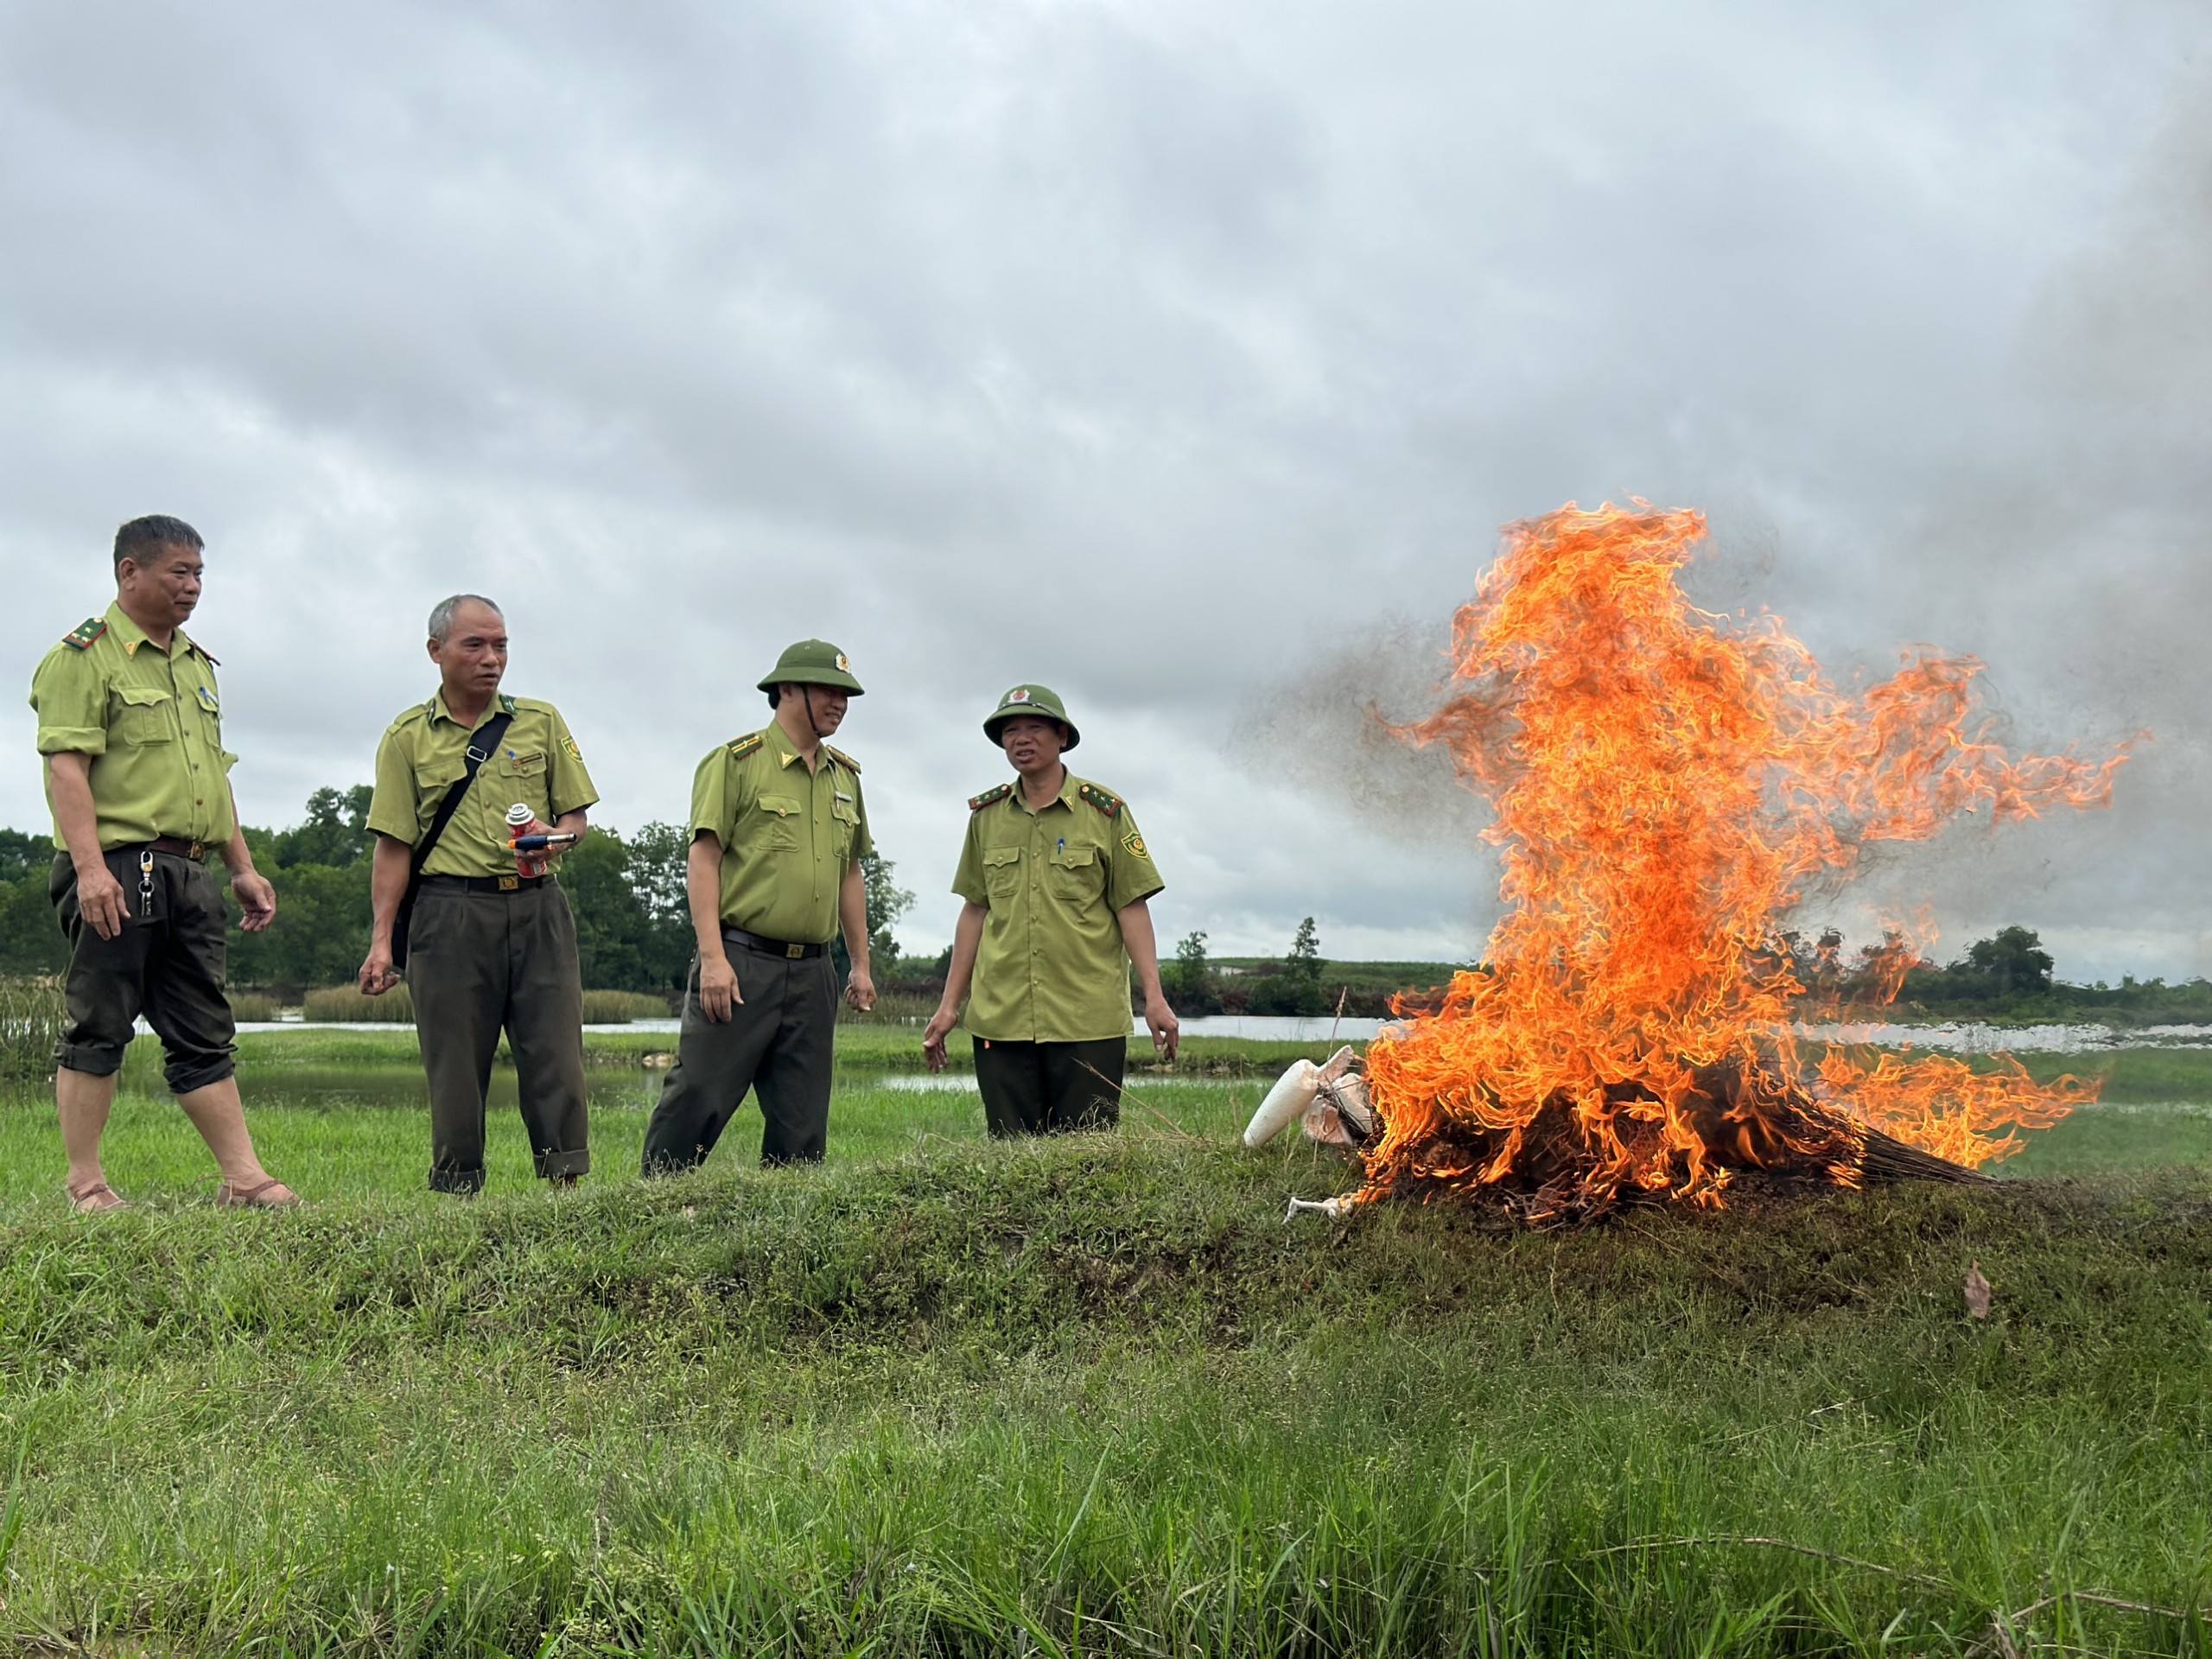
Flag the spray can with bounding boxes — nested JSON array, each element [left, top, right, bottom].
[[507, 803, 550, 878]]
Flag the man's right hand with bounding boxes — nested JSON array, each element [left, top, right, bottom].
[[921, 1004, 959, 1072], [359, 943, 402, 996], [697, 953, 742, 1023], [73, 859, 129, 941]]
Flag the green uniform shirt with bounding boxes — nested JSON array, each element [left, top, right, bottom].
[[691, 722, 872, 945], [29, 602, 239, 851], [952, 772, 1165, 1043], [366, 692, 599, 879]]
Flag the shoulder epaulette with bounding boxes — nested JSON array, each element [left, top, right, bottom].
[[968, 782, 1014, 811], [823, 743, 861, 775], [498, 693, 518, 715], [1077, 782, 1123, 819], [178, 632, 219, 666], [727, 732, 767, 762], [61, 617, 107, 652]]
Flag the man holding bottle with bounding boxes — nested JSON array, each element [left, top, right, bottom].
[[359, 594, 598, 1194]]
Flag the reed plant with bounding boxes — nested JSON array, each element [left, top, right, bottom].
[[223, 988, 280, 1023], [302, 982, 415, 1023], [579, 988, 671, 1023], [0, 975, 63, 1084]]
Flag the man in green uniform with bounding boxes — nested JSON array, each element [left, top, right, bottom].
[[29, 514, 296, 1211], [641, 640, 878, 1173], [359, 594, 598, 1193], [923, 685, 1179, 1135]]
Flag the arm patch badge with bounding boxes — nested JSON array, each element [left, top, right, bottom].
[[563, 735, 583, 761], [1122, 829, 1148, 858]]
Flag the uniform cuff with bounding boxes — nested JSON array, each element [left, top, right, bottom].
[[36, 727, 107, 756]]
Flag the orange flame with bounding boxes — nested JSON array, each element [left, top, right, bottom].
[[1358, 503, 2128, 1221]]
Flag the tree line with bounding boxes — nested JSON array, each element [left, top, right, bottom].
[[0, 787, 930, 998]]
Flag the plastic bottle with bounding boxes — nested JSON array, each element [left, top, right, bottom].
[[507, 803, 551, 878]]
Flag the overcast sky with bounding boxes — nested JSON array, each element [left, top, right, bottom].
[[3, 2, 2206, 981]]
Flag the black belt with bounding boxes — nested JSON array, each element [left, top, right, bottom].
[[723, 926, 825, 959], [114, 836, 209, 861], [420, 873, 547, 894]]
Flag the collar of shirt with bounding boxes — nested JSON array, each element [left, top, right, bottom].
[[765, 720, 824, 774], [429, 689, 509, 729], [1010, 769, 1079, 817], [103, 601, 190, 660]]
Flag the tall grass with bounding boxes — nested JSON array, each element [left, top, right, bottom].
[[0, 976, 63, 1084], [302, 982, 415, 1022], [224, 988, 280, 1022], [579, 988, 671, 1023]]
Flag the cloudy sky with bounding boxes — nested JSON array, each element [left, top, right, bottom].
[[3, 2, 2207, 981]]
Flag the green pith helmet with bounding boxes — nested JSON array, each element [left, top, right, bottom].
[[757, 639, 865, 696], [983, 683, 1079, 750]]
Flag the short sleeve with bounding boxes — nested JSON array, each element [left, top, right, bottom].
[[689, 747, 737, 844], [848, 774, 874, 863], [951, 814, 988, 905], [1103, 805, 1165, 912], [545, 705, 599, 817], [29, 647, 109, 757], [365, 728, 423, 844]]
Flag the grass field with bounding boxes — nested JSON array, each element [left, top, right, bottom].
[[0, 1030, 2206, 1655]]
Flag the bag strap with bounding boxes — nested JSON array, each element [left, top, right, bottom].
[[409, 710, 516, 878]]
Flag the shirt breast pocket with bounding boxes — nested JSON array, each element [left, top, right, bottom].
[[753, 794, 802, 850], [830, 798, 860, 859], [498, 752, 549, 814], [1049, 843, 1102, 901], [982, 845, 1022, 898], [112, 686, 175, 746]]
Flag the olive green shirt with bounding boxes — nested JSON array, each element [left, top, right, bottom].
[[29, 602, 239, 851], [366, 692, 599, 879], [691, 722, 872, 945], [952, 772, 1165, 1043]]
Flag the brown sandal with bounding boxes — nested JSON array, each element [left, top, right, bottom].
[[215, 1177, 301, 1209], [67, 1179, 130, 1214]]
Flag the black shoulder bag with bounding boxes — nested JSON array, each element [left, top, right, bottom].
[[391, 710, 514, 969]]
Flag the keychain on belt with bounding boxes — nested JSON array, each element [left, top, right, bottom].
[[137, 849, 156, 919]]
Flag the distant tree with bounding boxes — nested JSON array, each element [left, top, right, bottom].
[[1249, 918, 1331, 1016], [0, 827, 67, 975], [1162, 929, 1223, 1015], [1963, 925, 2055, 995], [1287, 917, 1323, 990], [863, 853, 915, 970], [622, 822, 700, 992]]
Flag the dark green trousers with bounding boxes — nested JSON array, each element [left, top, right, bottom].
[[973, 1037, 1126, 1137], [642, 948, 837, 1173], [49, 849, 237, 1094], [406, 879, 591, 1193]]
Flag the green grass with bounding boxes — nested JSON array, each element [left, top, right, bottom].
[[0, 1033, 2207, 1654]]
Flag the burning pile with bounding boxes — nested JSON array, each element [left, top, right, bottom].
[[1338, 504, 2126, 1224]]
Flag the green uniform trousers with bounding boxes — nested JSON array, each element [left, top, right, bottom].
[[641, 945, 837, 1172], [972, 1036, 1126, 1137], [49, 848, 237, 1094], [406, 878, 591, 1193]]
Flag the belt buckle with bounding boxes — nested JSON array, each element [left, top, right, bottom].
[[498, 874, 519, 892], [189, 840, 205, 861], [785, 942, 805, 959]]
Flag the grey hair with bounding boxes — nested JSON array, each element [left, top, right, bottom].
[[428, 594, 503, 644]]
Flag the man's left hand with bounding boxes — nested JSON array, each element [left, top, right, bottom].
[[845, 969, 877, 1014], [232, 869, 278, 932], [1143, 995, 1180, 1061]]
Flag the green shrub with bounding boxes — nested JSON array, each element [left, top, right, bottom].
[[224, 989, 280, 1023], [0, 975, 64, 1084], [302, 982, 414, 1023], [579, 988, 671, 1024]]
